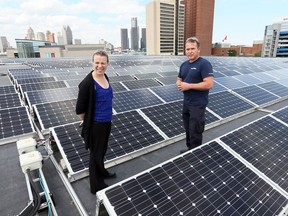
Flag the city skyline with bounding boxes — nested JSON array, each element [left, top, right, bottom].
[[1, 0, 288, 48]]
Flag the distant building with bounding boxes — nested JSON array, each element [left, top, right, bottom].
[[57, 32, 64, 45], [0, 36, 9, 53], [25, 27, 35, 40], [262, 17, 288, 57], [131, 17, 139, 51], [146, 0, 184, 55], [46, 31, 55, 43], [140, 28, 146, 51], [15, 39, 56, 58], [181, 0, 215, 55], [74, 39, 81, 45], [121, 28, 129, 50], [62, 25, 73, 45], [36, 32, 46, 41]]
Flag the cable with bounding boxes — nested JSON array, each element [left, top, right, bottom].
[[39, 171, 53, 216], [27, 170, 41, 216]]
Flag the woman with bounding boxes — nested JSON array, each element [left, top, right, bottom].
[[76, 51, 116, 194]]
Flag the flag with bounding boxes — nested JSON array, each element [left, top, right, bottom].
[[222, 35, 227, 42]]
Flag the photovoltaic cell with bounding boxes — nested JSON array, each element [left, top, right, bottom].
[[109, 75, 135, 83], [16, 76, 56, 85], [133, 73, 162, 80], [0, 93, 22, 109], [0, 106, 35, 141], [210, 82, 228, 94], [110, 82, 127, 93], [101, 141, 287, 216], [33, 99, 78, 132], [208, 91, 254, 118], [106, 110, 165, 161], [272, 106, 288, 124], [233, 74, 264, 85], [113, 89, 163, 113], [156, 76, 177, 85], [121, 79, 161, 90], [233, 85, 279, 106], [0, 85, 17, 95], [19, 81, 67, 93], [220, 116, 288, 192], [25, 87, 78, 106], [258, 81, 288, 97], [150, 84, 182, 102], [215, 77, 248, 89]]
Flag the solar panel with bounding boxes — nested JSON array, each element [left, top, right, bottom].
[[233, 74, 264, 85], [65, 79, 82, 87], [25, 87, 78, 107], [15, 76, 56, 85], [272, 106, 288, 124], [155, 76, 177, 85], [113, 89, 163, 113], [33, 99, 78, 134], [258, 81, 288, 97], [110, 82, 127, 93], [233, 85, 279, 106], [19, 81, 67, 94], [251, 72, 276, 82], [210, 81, 228, 94], [121, 79, 161, 90], [133, 73, 162, 80], [215, 77, 248, 89], [220, 115, 288, 192], [150, 84, 182, 102], [109, 75, 135, 83], [0, 93, 22, 109], [106, 110, 165, 161], [0, 106, 35, 145], [97, 141, 287, 216], [0, 85, 17, 95], [208, 91, 254, 118]]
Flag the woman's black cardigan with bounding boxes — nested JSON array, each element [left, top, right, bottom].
[[75, 71, 109, 149]]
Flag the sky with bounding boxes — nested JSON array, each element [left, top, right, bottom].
[[1, 0, 288, 48]]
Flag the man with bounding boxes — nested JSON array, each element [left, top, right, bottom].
[[176, 37, 214, 153]]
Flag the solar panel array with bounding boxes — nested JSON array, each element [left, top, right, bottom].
[[96, 109, 288, 216]]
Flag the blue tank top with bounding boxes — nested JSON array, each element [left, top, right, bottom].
[[93, 80, 113, 122]]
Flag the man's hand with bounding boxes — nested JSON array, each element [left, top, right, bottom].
[[177, 81, 190, 91]]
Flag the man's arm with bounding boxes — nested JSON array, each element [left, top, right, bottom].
[[177, 76, 214, 92]]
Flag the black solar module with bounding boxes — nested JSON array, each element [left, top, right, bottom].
[[150, 84, 182, 102], [220, 116, 288, 192], [233, 85, 279, 106], [19, 80, 67, 93], [110, 82, 127, 93], [106, 110, 165, 161], [156, 76, 177, 85], [25, 87, 78, 107], [272, 106, 288, 124], [99, 141, 287, 216], [113, 89, 163, 113], [133, 73, 162, 80], [215, 77, 248, 89], [15, 76, 56, 85], [258, 81, 288, 97], [0, 106, 35, 141], [33, 99, 78, 133], [121, 79, 161, 90], [0, 85, 16, 95], [109, 75, 135, 83], [0, 93, 22, 109], [52, 122, 89, 173], [208, 91, 254, 118], [140, 101, 184, 138]]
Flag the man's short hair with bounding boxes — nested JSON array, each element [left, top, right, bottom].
[[186, 37, 200, 48]]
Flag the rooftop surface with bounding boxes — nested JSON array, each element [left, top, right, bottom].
[[0, 56, 287, 216]]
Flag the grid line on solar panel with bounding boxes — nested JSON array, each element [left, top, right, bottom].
[[25, 87, 78, 107], [232, 85, 279, 106], [220, 115, 288, 193], [19, 80, 67, 93], [149, 84, 182, 102], [0, 85, 16, 95], [33, 99, 78, 132], [113, 89, 163, 113], [215, 76, 248, 89], [121, 79, 161, 90], [208, 91, 254, 118], [100, 141, 287, 216], [0, 93, 22, 109], [0, 106, 35, 142], [16, 77, 56, 85], [258, 81, 288, 97], [272, 106, 288, 124]]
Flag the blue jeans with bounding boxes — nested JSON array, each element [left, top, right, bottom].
[[182, 104, 206, 149]]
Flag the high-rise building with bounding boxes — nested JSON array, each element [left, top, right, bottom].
[[131, 17, 139, 51], [0, 36, 9, 53], [46, 31, 55, 43], [74, 39, 82, 45], [121, 28, 129, 50], [181, 0, 215, 55], [140, 28, 147, 51], [146, 0, 184, 55], [26, 27, 35, 40], [57, 32, 64, 45], [62, 25, 73, 45], [36, 32, 45, 41], [262, 17, 288, 57]]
